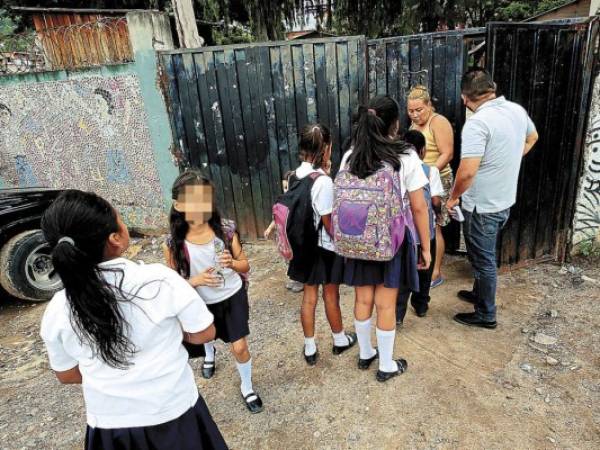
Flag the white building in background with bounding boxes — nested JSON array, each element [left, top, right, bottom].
[[285, 1, 335, 40]]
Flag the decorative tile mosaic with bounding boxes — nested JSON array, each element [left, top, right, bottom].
[[0, 74, 166, 229]]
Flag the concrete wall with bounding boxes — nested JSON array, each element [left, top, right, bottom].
[[572, 72, 600, 252], [0, 11, 177, 232]]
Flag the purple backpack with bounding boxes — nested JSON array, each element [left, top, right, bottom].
[[333, 163, 412, 261]]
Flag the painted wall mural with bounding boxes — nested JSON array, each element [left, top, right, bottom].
[[573, 74, 600, 250], [0, 74, 166, 229]]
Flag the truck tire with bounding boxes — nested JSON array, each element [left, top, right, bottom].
[[0, 230, 62, 302]]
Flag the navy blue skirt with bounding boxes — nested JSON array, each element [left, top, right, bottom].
[[85, 396, 228, 450], [288, 246, 345, 286], [340, 231, 419, 291], [207, 287, 250, 344]]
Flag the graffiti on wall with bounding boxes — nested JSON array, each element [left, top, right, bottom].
[[573, 75, 600, 247], [0, 75, 165, 229]]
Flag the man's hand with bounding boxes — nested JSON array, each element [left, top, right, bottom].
[[446, 197, 460, 211]]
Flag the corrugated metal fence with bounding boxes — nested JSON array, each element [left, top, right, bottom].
[[487, 19, 599, 265], [367, 29, 484, 134], [161, 36, 367, 238], [160, 31, 482, 239], [159, 21, 598, 267]]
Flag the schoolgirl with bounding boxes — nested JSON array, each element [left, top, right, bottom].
[[337, 96, 432, 382], [165, 170, 263, 414], [40, 190, 227, 450], [287, 123, 357, 365], [396, 129, 444, 324]]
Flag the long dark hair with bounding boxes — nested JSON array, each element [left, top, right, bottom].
[[41, 190, 136, 369], [298, 123, 331, 169], [348, 95, 412, 179], [168, 170, 230, 278]]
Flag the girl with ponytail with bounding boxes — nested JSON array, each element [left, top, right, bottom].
[[286, 124, 357, 366], [337, 95, 432, 382], [40, 190, 227, 450], [164, 170, 263, 414]]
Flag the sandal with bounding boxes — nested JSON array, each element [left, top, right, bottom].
[[332, 332, 358, 355], [430, 277, 445, 289], [201, 350, 216, 379], [242, 391, 264, 414], [376, 358, 408, 382]]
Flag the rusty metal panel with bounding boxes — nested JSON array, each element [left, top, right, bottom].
[[34, 13, 133, 71]]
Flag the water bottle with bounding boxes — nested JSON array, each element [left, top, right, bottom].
[[213, 238, 226, 288]]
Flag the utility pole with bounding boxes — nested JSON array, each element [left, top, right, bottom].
[[172, 0, 204, 48]]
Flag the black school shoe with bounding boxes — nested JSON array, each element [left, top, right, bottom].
[[358, 349, 378, 370], [332, 332, 358, 355], [413, 305, 428, 317], [242, 392, 264, 414], [201, 351, 216, 379], [304, 347, 319, 366], [376, 358, 408, 382], [457, 290, 479, 305], [453, 312, 497, 329]]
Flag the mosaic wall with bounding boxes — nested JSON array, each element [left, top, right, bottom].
[[0, 74, 166, 229], [573, 74, 600, 251]]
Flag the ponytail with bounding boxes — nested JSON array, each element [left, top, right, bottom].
[[299, 123, 331, 170], [42, 190, 136, 369], [349, 95, 412, 179]]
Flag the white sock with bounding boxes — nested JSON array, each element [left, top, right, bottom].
[[304, 336, 317, 356], [376, 328, 398, 373], [236, 358, 256, 401], [355, 318, 377, 360], [204, 342, 215, 363], [332, 331, 350, 347]]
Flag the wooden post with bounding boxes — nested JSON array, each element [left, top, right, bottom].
[[172, 0, 204, 48]]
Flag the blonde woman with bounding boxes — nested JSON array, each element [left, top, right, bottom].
[[407, 85, 454, 287]]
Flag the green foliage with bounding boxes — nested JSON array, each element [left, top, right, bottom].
[[0, 9, 17, 37], [535, 0, 573, 15], [495, 2, 535, 21], [577, 239, 600, 258], [0, 0, 579, 45]]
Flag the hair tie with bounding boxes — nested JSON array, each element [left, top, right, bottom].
[[368, 108, 377, 116], [57, 236, 75, 246]]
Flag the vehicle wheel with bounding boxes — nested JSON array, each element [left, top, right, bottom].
[[0, 230, 62, 302]]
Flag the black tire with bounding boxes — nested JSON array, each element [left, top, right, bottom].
[[0, 230, 62, 302]]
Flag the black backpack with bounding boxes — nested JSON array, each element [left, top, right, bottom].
[[272, 172, 323, 266]]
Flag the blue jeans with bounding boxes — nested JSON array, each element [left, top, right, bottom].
[[463, 208, 510, 322]]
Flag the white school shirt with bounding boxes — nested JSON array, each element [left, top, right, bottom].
[[40, 258, 214, 429], [428, 165, 445, 198], [461, 96, 536, 213], [339, 148, 429, 200], [295, 161, 335, 251], [186, 237, 243, 304]]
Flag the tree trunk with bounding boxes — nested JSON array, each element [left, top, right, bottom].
[[172, 0, 204, 48]]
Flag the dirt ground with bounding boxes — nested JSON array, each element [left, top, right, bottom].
[[0, 238, 599, 450]]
